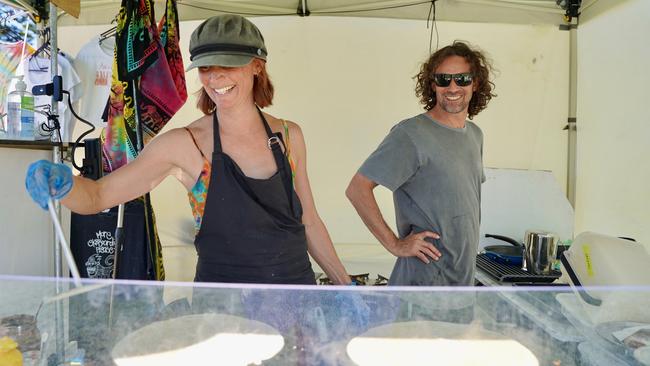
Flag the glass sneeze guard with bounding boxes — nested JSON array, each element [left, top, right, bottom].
[[1, 275, 649, 366]]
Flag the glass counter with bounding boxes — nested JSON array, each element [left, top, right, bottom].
[[1, 275, 649, 366]]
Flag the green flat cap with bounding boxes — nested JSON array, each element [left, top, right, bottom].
[[186, 14, 267, 71]]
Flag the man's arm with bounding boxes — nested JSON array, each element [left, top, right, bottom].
[[345, 172, 441, 263]]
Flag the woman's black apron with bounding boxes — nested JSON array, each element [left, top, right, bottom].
[[193, 110, 316, 284]]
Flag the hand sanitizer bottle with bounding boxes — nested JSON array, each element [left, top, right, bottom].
[[6, 76, 35, 140]]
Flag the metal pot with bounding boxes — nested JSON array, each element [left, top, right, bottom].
[[523, 230, 559, 275]]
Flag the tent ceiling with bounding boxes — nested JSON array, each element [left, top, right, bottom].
[[46, 0, 568, 27]]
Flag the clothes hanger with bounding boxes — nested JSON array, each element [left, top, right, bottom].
[[28, 27, 52, 71], [98, 27, 116, 44], [28, 50, 50, 72], [98, 16, 117, 45], [30, 27, 50, 58], [0, 14, 25, 43]]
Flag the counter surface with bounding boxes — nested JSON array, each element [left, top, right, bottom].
[[1, 275, 648, 366]]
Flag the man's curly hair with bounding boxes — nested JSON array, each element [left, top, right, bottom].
[[415, 41, 496, 120]]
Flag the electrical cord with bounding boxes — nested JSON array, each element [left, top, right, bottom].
[[37, 90, 97, 171], [310, 1, 431, 15], [62, 90, 96, 172], [178, 3, 295, 16], [38, 107, 65, 162], [427, 0, 439, 54]]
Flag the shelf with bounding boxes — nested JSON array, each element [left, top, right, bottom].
[[0, 139, 69, 151]]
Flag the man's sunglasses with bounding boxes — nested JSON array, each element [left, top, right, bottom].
[[432, 73, 474, 87]]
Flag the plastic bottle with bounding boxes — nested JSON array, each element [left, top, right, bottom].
[[6, 76, 35, 140], [0, 336, 23, 366]]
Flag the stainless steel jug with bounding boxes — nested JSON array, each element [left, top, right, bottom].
[[524, 230, 559, 274]]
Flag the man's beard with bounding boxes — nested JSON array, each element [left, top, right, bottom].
[[438, 93, 469, 114]]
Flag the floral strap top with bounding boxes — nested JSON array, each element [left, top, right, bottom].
[[185, 120, 296, 234]]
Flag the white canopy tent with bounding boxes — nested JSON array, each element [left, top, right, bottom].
[[2, 0, 648, 278], [56, 0, 569, 26]]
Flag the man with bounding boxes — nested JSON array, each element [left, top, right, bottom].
[[346, 41, 495, 287]]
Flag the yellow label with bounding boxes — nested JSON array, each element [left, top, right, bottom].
[[582, 244, 594, 277]]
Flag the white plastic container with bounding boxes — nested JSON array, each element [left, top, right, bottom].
[[563, 231, 650, 289], [6, 75, 35, 140], [561, 231, 650, 323]]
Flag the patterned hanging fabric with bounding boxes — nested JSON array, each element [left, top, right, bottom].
[[100, 0, 186, 280], [102, 0, 159, 171], [102, 0, 186, 169], [159, 0, 187, 103], [138, 0, 187, 138]]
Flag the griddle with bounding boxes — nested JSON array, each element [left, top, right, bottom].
[[476, 253, 561, 283]]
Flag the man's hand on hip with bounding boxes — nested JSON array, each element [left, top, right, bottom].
[[388, 231, 442, 263]]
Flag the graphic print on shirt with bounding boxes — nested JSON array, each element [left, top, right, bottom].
[[84, 230, 115, 279], [95, 64, 111, 86], [73, 35, 115, 127]]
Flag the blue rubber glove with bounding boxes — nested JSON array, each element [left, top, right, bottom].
[[25, 160, 73, 210], [334, 289, 370, 333]]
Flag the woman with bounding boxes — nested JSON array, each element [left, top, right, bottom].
[[25, 14, 351, 285]]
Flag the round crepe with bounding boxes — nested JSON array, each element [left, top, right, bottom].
[[635, 346, 650, 365], [347, 321, 538, 366], [112, 313, 283, 366]]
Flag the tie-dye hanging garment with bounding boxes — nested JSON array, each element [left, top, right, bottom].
[[159, 0, 187, 103], [102, 0, 159, 171], [100, 0, 186, 280], [138, 0, 187, 138], [102, 0, 186, 169]]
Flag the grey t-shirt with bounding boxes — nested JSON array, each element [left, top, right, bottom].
[[359, 113, 485, 286]]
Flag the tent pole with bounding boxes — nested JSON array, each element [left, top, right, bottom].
[[48, 1, 68, 363], [566, 19, 578, 207], [50, 0, 61, 282]]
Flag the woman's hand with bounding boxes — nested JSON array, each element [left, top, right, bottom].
[[25, 160, 73, 209]]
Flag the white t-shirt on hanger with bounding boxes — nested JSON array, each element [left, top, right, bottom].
[[73, 35, 114, 129], [18, 54, 82, 142]]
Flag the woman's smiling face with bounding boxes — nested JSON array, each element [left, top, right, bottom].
[[198, 60, 260, 109]]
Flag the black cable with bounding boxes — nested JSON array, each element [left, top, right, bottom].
[[177, 3, 295, 16], [310, 1, 431, 15], [37, 108, 63, 161], [62, 90, 96, 172], [427, 0, 439, 54]]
